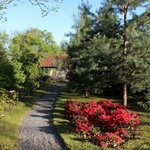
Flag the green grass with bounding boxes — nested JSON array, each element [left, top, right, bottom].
[[53, 86, 150, 150], [0, 84, 149, 150], [0, 84, 50, 150]]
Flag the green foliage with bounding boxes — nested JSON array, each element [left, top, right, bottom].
[[0, 84, 50, 150], [137, 92, 150, 111], [67, 1, 98, 97], [67, 0, 150, 105], [24, 81, 40, 95], [0, 31, 17, 90], [67, 82, 77, 93], [0, 90, 18, 116], [0, 52, 17, 89], [67, 1, 123, 97], [0, 28, 63, 92], [137, 101, 150, 111], [53, 86, 150, 150], [46, 78, 58, 85], [9, 28, 61, 87], [145, 92, 150, 102], [42, 75, 58, 85]]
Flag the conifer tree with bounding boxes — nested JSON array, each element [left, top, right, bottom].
[[67, 1, 95, 97], [86, 1, 122, 93], [90, 0, 150, 106], [92, 0, 150, 106], [108, 0, 150, 106], [67, 1, 122, 97], [67, 0, 150, 107]]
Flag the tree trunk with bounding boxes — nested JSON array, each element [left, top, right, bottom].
[[122, 6, 128, 107], [85, 87, 89, 98], [123, 83, 127, 107]]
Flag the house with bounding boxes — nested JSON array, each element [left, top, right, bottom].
[[39, 54, 68, 80]]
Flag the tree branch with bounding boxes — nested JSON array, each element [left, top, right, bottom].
[[135, 19, 149, 30], [139, 47, 149, 58], [115, 3, 125, 12]]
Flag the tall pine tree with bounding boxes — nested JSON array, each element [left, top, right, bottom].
[[67, 1, 96, 97], [109, 0, 150, 106], [67, 0, 150, 106]]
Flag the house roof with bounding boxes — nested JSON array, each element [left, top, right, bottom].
[[39, 54, 68, 68]]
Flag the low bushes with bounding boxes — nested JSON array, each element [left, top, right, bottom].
[[137, 101, 150, 111], [0, 90, 18, 117], [0, 84, 50, 150], [137, 92, 150, 111], [64, 99, 140, 148]]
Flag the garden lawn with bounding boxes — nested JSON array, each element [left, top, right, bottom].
[[53, 86, 150, 150], [0, 84, 50, 150]]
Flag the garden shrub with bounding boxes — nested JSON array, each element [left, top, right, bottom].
[[137, 92, 150, 112], [25, 81, 40, 94], [47, 78, 58, 85], [42, 75, 58, 85], [42, 75, 50, 82], [64, 100, 140, 148], [137, 101, 150, 112], [67, 82, 77, 92], [145, 92, 150, 102], [0, 90, 18, 117]]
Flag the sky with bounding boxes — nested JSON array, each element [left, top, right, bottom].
[[0, 0, 147, 45], [0, 0, 101, 45]]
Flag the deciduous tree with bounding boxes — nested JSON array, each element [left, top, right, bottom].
[[0, 31, 16, 89], [9, 28, 61, 86]]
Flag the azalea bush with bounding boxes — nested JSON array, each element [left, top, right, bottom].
[[64, 100, 140, 148]]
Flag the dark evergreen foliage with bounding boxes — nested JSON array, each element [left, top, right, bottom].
[[67, 0, 150, 106]]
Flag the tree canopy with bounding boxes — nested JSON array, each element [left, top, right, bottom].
[[9, 28, 63, 85], [67, 0, 150, 106], [0, 28, 64, 90], [0, 31, 16, 89]]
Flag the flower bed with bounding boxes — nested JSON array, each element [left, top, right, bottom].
[[64, 100, 140, 148]]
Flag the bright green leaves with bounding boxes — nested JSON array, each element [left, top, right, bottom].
[[9, 28, 62, 86]]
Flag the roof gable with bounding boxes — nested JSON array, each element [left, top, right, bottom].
[[39, 54, 68, 68]]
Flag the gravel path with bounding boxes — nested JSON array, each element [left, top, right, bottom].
[[19, 85, 68, 150]]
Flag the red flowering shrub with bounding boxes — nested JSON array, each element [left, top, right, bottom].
[[64, 99, 140, 148]]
